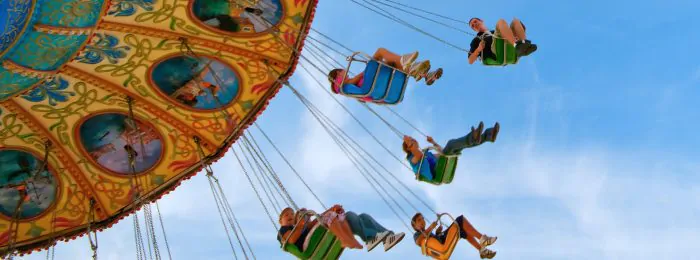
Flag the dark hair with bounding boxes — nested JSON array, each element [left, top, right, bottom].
[[402, 141, 410, 155], [411, 213, 423, 231], [468, 17, 481, 25], [328, 69, 344, 83], [328, 69, 344, 93]]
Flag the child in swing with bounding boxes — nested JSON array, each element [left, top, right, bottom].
[[328, 48, 443, 99], [411, 213, 498, 259], [278, 205, 405, 252], [402, 121, 500, 181]]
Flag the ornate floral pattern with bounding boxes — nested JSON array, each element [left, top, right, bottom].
[[21, 76, 76, 105], [0, 0, 34, 57], [75, 34, 131, 64], [107, 0, 154, 17]]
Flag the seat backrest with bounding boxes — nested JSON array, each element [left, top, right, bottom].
[[382, 69, 408, 105], [365, 60, 392, 101], [417, 155, 458, 185], [482, 38, 518, 66], [435, 156, 458, 184], [420, 224, 461, 260], [282, 216, 344, 259]]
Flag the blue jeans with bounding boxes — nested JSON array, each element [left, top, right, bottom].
[[345, 211, 389, 243], [442, 130, 490, 155]]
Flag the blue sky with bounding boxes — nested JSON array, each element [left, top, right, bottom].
[[23, 0, 700, 259]]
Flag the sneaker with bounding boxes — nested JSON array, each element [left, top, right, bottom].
[[515, 40, 531, 56], [366, 231, 390, 252], [425, 68, 443, 86], [400, 52, 419, 70], [409, 60, 431, 80], [483, 122, 500, 143], [479, 235, 498, 247], [383, 232, 405, 251], [471, 121, 484, 143], [523, 43, 537, 57], [480, 248, 497, 259]]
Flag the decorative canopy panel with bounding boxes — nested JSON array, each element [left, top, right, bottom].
[[0, 0, 317, 254]]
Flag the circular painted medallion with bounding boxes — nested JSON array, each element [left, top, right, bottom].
[[0, 0, 34, 57], [0, 149, 57, 220], [150, 55, 240, 110], [191, 0, 284, 35], [78, 113, 164, 175]]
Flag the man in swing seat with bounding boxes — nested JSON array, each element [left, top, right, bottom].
[[328, 48, 444, 100], [278, 205, 405, 252], [467, 17, 538, 65], [402, 121, 500, 181], [412, 213, 497, 259]]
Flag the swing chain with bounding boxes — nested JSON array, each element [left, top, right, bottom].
[[87, 198, 98, 260], [193, 136, 215, 177]]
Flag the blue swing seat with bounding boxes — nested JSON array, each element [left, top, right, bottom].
[[339, 53, 409, 105]]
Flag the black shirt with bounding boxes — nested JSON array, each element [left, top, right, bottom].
[[278, 225, 309, 250], [469, 30, 497, 62]]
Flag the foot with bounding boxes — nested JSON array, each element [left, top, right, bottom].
[[515, 40, 531, 56], [383, 232, 405, 251], [425, 68, 443, 86], [523, 43, 537, 56], [408, 60, 431, 80], [483, 122, 500, 143], [480, 248, 497, 259], [366, 231, 390, 252], [400, 52, 419, 70], [479, 234, 498, 247], [470, 121, 484, 143]]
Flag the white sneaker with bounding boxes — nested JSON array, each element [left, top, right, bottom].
[[383, 232, 405, 251], [479, 234, 497, 247], [480, 248, 496, 259], [400, 52, 419, 70], [366, 231, 390, 252]]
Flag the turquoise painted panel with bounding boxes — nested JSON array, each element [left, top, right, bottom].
[[36, 0, 104, 27], [0, 68, 42, 100], [6, 31, 88, 71], [0, 0, 35, 57]]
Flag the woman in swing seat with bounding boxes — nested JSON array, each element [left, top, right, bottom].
[[278, 206, 405, 252], [328, 48, 443, 99], [411, 213, 498, 259], [402, 121, 499, 181], [467, 17, 538, 65]]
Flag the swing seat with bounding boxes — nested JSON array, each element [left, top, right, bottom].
[[482, 38, 518, 66], [420, 223, 460, 260], [417, 153, 458, 185], [282, 212, 345, 260], [340, 53, 409, 105], [420, 213, 460, 260]]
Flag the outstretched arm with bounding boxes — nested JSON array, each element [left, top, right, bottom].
[[427, 136, 443, 155]]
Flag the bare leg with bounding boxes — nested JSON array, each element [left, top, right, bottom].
[[495, 19, 516, 45], [465, 235, 482, 250], [510, 18, 527, 42], [372, 48, 403, 69], [329, 221, 363, 249], [457, 216, 483, 239]]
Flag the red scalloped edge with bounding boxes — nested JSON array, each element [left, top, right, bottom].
[[12, 0, 320, 256]]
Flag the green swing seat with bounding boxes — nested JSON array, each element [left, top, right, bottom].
[[482, 38, 518, 66], [416, 148, 459, 185], [282, 211, 345, 260]]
